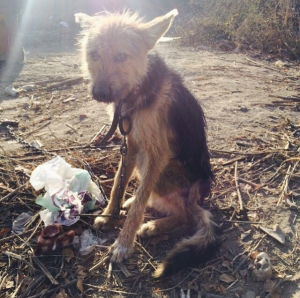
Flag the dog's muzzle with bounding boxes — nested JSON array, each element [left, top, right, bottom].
[[92, 84, 113, 102]]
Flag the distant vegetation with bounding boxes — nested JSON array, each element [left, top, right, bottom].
[[20, 0, 300, 59], [175, 0, 300, 59]]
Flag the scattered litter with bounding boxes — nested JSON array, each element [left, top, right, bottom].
[[259, 224, 285, 244], [30, 156, 105, 226], [35, 224, 75, 255], [12, 212, 34, 234], [21, 84, 36, 91], [4, 85, 19, 97], [30, 141, 42, 149], [73, 229, 107, 255], [252, 252, 272, 281]]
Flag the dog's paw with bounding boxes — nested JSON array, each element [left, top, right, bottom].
[[137, 221, 158, 238], [93, 216, 114, 231], [110, 239, 133, 263], [122, 196, 136, 211]]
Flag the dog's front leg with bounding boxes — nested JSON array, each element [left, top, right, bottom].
[[94, 140, 137, 231], [111, 152, 168, 262]]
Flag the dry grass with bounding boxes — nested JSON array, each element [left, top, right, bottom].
[[1, 117, 299, 297], [176, 0, 300, 58]]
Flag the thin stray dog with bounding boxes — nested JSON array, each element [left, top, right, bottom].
[[75, 9, 220, 278]]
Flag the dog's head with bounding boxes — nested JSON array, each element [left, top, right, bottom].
[[75, 9, 178, 103]]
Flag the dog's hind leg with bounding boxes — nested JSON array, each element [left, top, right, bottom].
[[94, 140, 137, 231], [153, 182, 220, 278], [122, 196, 136, 210], [138, 215, 184, 238], [138, 191, 188, 237]]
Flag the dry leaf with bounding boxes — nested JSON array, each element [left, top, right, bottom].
[[260, 224, 285, 244], [202, 283, 215, 291], [61, 248, 74, 263], [76, 265, 87, 277], [222, 260, 232, 270], [219, 273, 235, 284], [219, 284, 226, 295], [0, 227, 10, 238], [6, 280, 14, 289], [250, 250, 259, 260], [77, 277, 84, 293], [55, 288, 69, 298]]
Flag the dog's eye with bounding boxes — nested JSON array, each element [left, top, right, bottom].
[[114, 53, 127, 63]]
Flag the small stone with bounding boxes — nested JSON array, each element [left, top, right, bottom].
[[22, 103, 29, 109]]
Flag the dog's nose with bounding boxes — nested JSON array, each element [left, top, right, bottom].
[[92, 85, 111, 101]]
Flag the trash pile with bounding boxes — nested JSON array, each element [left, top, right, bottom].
[[30, 156, 104, 226], [12, 156, 107, 255]]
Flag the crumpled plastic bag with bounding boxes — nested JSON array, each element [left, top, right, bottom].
[[30, 156, 105, 226], [12, 212, 34, 234], [73, 229, 107, 255]]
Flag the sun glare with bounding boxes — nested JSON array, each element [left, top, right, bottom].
[[1, 0, 35, 83]]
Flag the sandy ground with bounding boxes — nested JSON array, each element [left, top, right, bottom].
[[0, 40, 300, 297]]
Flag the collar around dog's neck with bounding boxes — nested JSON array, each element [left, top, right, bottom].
[[97, 88, 137, 145]]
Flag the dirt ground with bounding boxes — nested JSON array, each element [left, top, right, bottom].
[[0, 39, 300, 298]]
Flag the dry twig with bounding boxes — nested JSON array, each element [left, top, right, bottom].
[[234, 161, 244, 211]]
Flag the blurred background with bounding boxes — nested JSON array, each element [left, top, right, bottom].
[[0, 0, 185, 59], [1, 0, 300, 67]]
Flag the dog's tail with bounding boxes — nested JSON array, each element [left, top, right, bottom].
[[153, 184, 220, 279]]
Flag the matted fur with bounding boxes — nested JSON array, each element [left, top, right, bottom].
[[76, 9, 220, 278]]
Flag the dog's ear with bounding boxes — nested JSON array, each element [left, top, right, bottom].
[[75, 13, 93, 28], [142, 9, 178, 50]]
